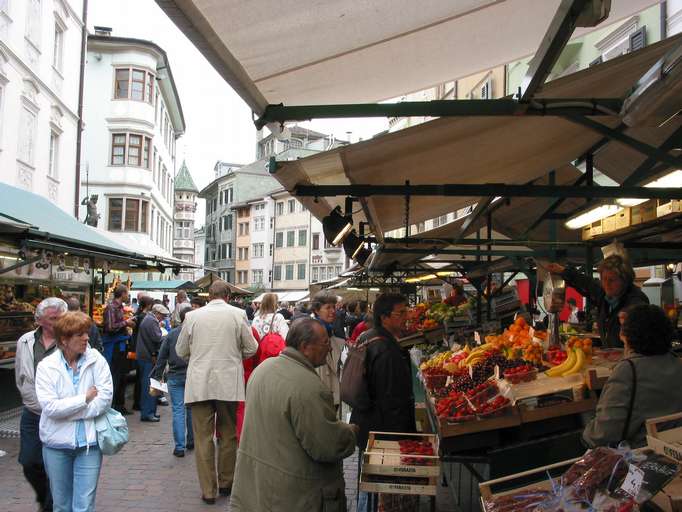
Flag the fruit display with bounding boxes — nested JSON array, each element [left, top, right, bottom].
[[503, 364, 538, 385], [397, 440, 436, 465], [406, 300, 471, 333], [484, 317, 545, 365], [427, 300, 471, 323], [566, 336, 593, 356], [545, 346, 568, 366], [545, 345, 587, 377]]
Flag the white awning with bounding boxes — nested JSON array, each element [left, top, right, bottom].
[[279, 290, 310, 302], [271, 35, 682, 236], [156, 0, 659, 112]]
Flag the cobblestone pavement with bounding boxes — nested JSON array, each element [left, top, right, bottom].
[[0, 405, 362, 512]]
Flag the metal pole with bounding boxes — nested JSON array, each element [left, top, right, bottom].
[[486, 212, 492, 321], [73, 0, 88, 218], [476, 229, 482, 325]]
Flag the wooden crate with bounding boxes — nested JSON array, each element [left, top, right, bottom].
[[360, 432, 439, 496], [398, 325, 444, 348], [647, 412, 682, 464], [632, 200, 657, 225], [590, 219, 603, 236], [602, 214, 617, 234], [657, 200, 682, 219], [615, 208, 631, 230], [581, 224, 593, 240]]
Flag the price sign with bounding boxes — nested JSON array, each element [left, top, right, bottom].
[[469, 365, 474, 379], [620, 464, 645, 497]]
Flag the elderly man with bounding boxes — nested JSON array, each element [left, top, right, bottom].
[[177, 280, 258, 505], [137, 303, 169, 422], [15, 297, 68, 512], [231, 319, 357, 511], [171, 290, 190, 327]]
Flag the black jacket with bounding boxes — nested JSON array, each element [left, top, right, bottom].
[[135, 313, 163, 362], [151, 326, 187, 380], [562, 267, 649, 348], [349, 327, 416, 450]]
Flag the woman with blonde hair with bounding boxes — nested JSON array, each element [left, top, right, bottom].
[[35, 311, 113, 511], [252, 293, 289, 363]]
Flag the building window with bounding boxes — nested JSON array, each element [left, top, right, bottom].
[[286, 230, 295, 247], [269, 243, 273, 256], [111, 133, 152, 168], [288, 199, 296, 214], [274, 265, 282, 281], [108, 197, 149, 233], [312, 233, 320, 250], [320, 267, 327, 281], [254, 216, 264, 231], [285, 264, 294, 280], [252, 243, 264, 258], [276, 202, 284, 216], [297, 263, 306, 280], [312, 267, 319, 282], [336, 265, 342, 276], [47, 130, 59, 179], [298, 230, 307, 247], [275, 232, 284, 248], [52, 22, 64, 71], [114, 67, 155, 104], [252, 270, 263, 284], [18, 106, 37, 166]]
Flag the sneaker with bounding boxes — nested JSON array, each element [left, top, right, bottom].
[[186, 442, 194, 451], [173, 449, 185, 457]]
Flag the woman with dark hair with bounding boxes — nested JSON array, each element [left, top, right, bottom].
[[547, 255, 648, 348], [311, 292, 344, 409], [583, 304, 682, 448]]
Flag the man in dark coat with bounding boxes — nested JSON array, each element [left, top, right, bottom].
[[547, 255, 648, 348]]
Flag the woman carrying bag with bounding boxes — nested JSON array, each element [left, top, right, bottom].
[[583, 304, 682, 448], [35, 311, 114, 512], [252, 293, 289, 363]]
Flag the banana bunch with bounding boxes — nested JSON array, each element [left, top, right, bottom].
[[545, 347, 586, 377], [459, 343, 492, 368], [420, 351, 453, 371]]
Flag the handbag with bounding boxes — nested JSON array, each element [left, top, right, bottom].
[[339, 336, 384, 410], [94, 407, 129, 455], [258, 314, 286, 364], [620, 358, 637, 444]]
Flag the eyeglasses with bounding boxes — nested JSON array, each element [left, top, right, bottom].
[[390, 309, 408, 318]]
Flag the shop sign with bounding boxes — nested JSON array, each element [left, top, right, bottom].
[[53, 269, 93, 285], [2, 261, 51, 281]]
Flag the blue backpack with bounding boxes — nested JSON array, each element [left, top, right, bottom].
[[94, 408, 129, 455]]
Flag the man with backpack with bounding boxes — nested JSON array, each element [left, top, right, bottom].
[[347, 293, 416, 512]]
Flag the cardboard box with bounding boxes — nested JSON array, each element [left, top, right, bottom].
[[657, 199, 682, 219], [581, 225, 592, 241], [650, 476, 682, 512], [615, 208, 631, 230], [602, 214, 617, 234], [631, 200, 657, 225], [590, 219, 603, 236]]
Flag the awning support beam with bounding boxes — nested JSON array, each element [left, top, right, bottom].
[[564, 115, 682, 168], [254, 98, 623, 129], [295, 183, 682, 199], [454, 197, 495, 244], [519, 0, 589, 102]]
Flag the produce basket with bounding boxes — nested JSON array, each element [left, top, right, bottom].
[[360, 432, 439, 496], [647, 412, 682, 464]]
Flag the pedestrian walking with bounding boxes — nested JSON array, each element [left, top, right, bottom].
[[102, 285, 135, 415], [176, 280, 258, 505], [310, 292, 345, 409], [35, 311, 113, 512], [171, 290, 190, 328], [231, 318, 358, 511], [130, 295, 153, 412], [251, 293, 288, 364], [15, 297, 68, 512], [151, 304, 194, 457], [136, 304, 169, 422]]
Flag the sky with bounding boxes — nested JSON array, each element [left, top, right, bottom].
[[88, 0, 388, 225]]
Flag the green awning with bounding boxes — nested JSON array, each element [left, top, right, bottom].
[[130, 280, 194, 291], [0, 183, 131, 255]]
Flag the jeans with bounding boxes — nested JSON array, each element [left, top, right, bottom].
[[19, 409, 52, 510], [42, 445, 102, 512], [138, 359, 157, 419], [167, 376, 193, 451]]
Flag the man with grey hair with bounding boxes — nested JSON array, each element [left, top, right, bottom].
[[15, 297, 68, 512], [231, 319, 358, 511], [171, 290, 190, 328]]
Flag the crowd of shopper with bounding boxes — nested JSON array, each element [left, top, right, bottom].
[[14, 255, 679, 512]]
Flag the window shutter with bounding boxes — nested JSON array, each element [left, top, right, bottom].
[[629, 26, 646, 52]]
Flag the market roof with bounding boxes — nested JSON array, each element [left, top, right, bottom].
[[271, 35, 682, 237], [155, 0, 656, 113], [192, 272, 252, 295], [174, 160, 198, 192], [130, 279, 194, 290]]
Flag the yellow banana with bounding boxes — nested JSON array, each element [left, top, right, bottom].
[[546, 349, 576, 377], [562, 348, 585, 376]]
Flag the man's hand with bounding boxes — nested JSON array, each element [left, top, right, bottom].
[[85, 386, 98, 403], [545, 263, 565, 275]]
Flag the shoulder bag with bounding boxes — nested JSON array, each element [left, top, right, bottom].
[[94, 407, 129, 455], [340, 336, 385, 410]]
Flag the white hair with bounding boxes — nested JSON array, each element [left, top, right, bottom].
[[35, 297, 68, 321]]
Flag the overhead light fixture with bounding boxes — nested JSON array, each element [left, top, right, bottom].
[[369, 287, 380, 291], [617, 170, 682, 206], [322, 206, 352, 246], [405, 274, 437, 283], [342, 232, 364, 259], [565, 205, 622, 230], [436, 271, 457, 277], [347, 287, 362, 291], [355, 246, 372, 266]]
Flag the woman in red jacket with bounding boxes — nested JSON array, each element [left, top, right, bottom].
[[236, 327, 261, 442]]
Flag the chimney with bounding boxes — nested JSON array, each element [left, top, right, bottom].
[[94, 26, 112, 37]]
